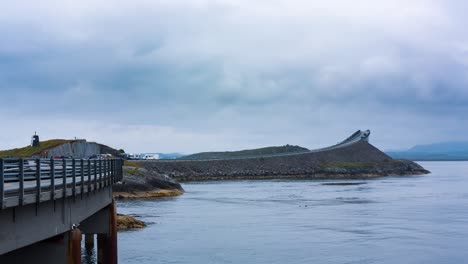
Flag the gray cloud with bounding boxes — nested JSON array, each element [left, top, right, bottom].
[[1, 0, 468, 153]]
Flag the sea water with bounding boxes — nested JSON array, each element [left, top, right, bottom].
[[83, 161, 468, 263]]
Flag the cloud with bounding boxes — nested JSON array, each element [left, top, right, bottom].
[[1, 0, 468, 152]]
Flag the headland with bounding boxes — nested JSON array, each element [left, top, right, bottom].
[[134, 130, 429, 182]]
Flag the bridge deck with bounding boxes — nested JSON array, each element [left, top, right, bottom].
[[0, 158, 123, 210], [0, 158, 123, 256]]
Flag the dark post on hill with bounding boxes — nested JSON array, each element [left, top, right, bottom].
[[31, 132, 40, 147]]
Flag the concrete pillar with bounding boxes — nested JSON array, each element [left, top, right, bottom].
[[67, 228, 82, 264], [97, 234, 105, 264], [97, 200, 118, 264], [108, 200, 118, 264]]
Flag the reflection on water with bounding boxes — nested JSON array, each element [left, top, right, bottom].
[[321, 182, 367, 186], [81, 237, 96, 263], [85, 161, 468, 264]]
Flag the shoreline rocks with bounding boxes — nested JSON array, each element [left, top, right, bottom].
[[117, 214, 146, 230], [114, 189, 184, 199], [174, 171, 428, 182], [113, 165, 185, 198]]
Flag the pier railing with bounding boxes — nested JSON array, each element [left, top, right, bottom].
[[0, 158, 123, 209]]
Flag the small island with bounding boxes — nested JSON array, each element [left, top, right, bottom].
[[134, 130, 429, 181]]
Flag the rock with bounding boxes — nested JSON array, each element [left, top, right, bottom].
[[114, 189, 184, 199], [113, 164, 184, 198], [116, 214, 146, 230]]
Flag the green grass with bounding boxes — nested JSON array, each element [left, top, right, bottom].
[[181, 145, 309, 160], [123, 167, 140, 175], [0, 139, 81, 158], [320, 162, 374, 168], [123, 160, 143, 168], [123, 161, 144, 176]]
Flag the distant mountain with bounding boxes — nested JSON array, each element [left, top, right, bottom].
[[386, 141, 468, 161], [179, 145, 309, 160], [408, 142, 468, 153]]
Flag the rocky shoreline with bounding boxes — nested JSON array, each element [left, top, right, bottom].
[[114, 189, 184, 199], [117, 214, 146, 230], [170, 160, 429, 182], [113, 165, 185, 199], [174, 170, 427, 182]]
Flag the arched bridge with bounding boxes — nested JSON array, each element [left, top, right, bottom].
[[176, 129, 372, 161], [309, 129, 370, 153], [0, 158, 123, 264]]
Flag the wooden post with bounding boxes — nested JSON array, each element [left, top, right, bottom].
[[67, 228, 82, 264]]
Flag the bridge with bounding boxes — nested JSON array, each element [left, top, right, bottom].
[[175, 129, 371, 161], [0, 158, 123, 264]]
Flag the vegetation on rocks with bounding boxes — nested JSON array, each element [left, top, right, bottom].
[[0, 139, 79, 158], [319, 162, 374, 168], [180, 145, 309, 160], [123, 160, 143, 168], [114, 165, 184, 198], [0, 139, 120, 158], [123, 167, 140, 176], [114, 189, 184, 199], [117, 214, 146, 230]]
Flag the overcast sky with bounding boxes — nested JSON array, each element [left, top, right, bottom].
[[1, 0, 467, 153]]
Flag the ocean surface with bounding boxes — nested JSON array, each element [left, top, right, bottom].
[[83, 161, 468, 264]]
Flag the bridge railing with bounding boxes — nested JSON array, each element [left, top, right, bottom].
[[0, 158, 123, 210]]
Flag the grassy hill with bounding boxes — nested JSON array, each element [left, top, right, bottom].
[[180, 145, 309, 160], [0, 139, 80, 158]]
